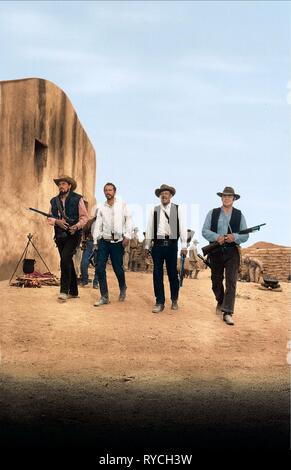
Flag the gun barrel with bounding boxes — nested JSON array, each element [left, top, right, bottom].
[[238, 223, 266, 235], [197, 254, 211, 268], [29, 207, 51, 217], [202, 223, 266, 252]]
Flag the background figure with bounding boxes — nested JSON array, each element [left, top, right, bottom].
[[73, 244, 82, 279], [244, 256, 264, 283], [188, 239, 200, 279], [80, 208, 99, 288], [135, 240, 144, 272], [239, 255, 250, 281], [142, 232, 151, 273], [123, 243, 130, 271], [129, 227, 139, 272]]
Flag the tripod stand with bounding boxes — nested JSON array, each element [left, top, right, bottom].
[[9, 233, 52, 285]]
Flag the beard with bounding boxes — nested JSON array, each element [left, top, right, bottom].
[[59, 188, 70, 196]]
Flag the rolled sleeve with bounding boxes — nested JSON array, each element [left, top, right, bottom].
[[145, 208, 154, 250], [47, 217, 56, 226], [47, 207, 55, 226], [123, 203, 133, 239], [75, 198, 89, 230], [202, 210, 218, 242], [92, 210, 103, 243], [178, 206, 187, 249]]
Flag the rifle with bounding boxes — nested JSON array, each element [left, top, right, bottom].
[[237, 223, 266, 235], [202, 223, 266, 256], [29, 207, 52, 218], [179, 254, 186, 287], [197, 253, 211, 268], [29, 207, 76, 225], [29, 207, 78, 239]]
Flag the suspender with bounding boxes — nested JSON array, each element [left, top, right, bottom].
[[153, 204, 179, 240], [154, 210, 158, 241]]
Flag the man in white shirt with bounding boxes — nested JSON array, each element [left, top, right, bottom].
[[145, 184, 188, 313], [92, 182, 132, 306]]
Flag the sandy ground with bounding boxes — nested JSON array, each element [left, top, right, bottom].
[[0, 269, 290, 452]]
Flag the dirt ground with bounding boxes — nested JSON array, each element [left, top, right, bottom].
[[0, 269, 290, 452]]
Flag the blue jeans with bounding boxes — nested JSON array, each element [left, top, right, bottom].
[[80, 239, 99, 286], [96, 238, 126, 297]]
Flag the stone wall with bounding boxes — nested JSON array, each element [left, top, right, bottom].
[[0, 78, 96, 280], [242, 247, 291, 281]]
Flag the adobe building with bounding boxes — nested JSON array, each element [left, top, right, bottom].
[[242, 242, 291, 282], [0, 78, 96, 280]]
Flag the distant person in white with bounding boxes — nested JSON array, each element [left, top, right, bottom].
[[144, 184, 187, 313], [92, 182, 132, 306]]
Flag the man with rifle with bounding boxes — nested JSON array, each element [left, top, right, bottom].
[[47, 175, 88, 301], [202, 187, 249, 326]]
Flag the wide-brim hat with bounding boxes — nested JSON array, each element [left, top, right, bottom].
[[217, 186, 240, 200], [54, 175, 77, 191], [155, 184, 176, 197]]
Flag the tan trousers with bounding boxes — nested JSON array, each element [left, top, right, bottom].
[[249, 266, 261, 283]]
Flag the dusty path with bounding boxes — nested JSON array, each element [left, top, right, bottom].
[[0, 270, 289, 452]]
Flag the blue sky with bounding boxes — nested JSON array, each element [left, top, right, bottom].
[[0, 0, 290, 246]]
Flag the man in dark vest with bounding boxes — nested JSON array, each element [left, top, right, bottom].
[[48, 175, 88, 301], [145, 184, 187, 313], [202, 187, 249, 325]]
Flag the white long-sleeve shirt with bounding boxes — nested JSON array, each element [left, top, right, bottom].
[[92, 198, 132, 243], [145, 202, 187, 249]]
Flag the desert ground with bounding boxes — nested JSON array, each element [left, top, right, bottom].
[[0, 268, 289, 454]]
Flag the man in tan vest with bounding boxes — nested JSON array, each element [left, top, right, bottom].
[[244, 256, 263, 283], [129, 227, 139, 272], [189, 239, 200, 279]]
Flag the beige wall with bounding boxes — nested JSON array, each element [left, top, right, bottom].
[[0, 78, 96, 280], [242, 247, 291, 281]]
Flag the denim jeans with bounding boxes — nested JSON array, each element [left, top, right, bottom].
[[96, 238, 126, 297], [80, 239, 99, 286]]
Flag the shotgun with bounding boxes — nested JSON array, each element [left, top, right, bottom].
[[202, 223, 266, 256]]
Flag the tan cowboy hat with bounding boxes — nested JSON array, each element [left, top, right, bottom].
[[217, 186, 240, 200], [53, 175, 77, 191], [155, 184, 176, 197]]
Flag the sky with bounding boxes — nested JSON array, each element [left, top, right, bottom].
[[0, 0, 290, 247]]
